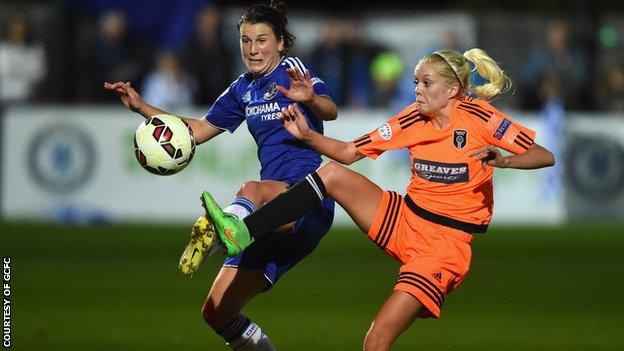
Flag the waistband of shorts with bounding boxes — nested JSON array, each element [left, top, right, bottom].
[[404, 195, 488, 235]]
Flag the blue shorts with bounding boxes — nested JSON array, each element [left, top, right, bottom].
[[223, 197, 335, 290]]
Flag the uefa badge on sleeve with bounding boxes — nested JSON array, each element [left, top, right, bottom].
[[453, 130, 467, 149], [377, 123, 392, 141]]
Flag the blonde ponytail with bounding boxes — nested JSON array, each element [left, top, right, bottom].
[[463, 48, 512, 100]]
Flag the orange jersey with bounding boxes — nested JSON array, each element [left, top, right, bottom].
[[355, 97, 536, 231]]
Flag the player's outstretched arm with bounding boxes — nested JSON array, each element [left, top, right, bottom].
[[104, 81, 165, 118], [104, 81, 223, 145], [469, 143, 555, 170], [276, 68, 338, 121], [280, 103, 364, 165]]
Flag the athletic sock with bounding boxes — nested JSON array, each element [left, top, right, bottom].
[[243, 172, 327, 239], [217, 314, 275, 351], [224, 197, 257, 219]]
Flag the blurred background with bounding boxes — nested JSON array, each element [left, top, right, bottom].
[[1, 0, 624, 350]]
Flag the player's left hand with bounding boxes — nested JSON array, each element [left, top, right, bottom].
[[276, 67, 314, 103], [469, 145, 508, 170], [279, 103, 311, 140]]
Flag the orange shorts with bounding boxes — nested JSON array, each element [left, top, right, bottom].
[[367, 191, 473, 318]]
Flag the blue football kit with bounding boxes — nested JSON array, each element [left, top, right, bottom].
[[204, 56, 335, 287]]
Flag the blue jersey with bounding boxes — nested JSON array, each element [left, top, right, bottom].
[[204, 56, 332, 184]]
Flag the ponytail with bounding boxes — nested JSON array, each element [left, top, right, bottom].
[[463, 48, 512, 100]]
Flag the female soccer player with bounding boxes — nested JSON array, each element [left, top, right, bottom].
[[105, 1, 337, 350], [200, 48, 555, 350]]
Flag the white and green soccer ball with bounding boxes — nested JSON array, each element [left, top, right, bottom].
[[133, 114, 196, 175]]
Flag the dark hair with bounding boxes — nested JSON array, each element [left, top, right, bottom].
[[237, 0, 295, 53]]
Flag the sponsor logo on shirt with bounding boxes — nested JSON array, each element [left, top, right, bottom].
[[245, 102, 282, 121], [412, 158, 469, 184], [494, 118, 512, 140], [453, 129, 467, 149], [377, 123, 392, 141]]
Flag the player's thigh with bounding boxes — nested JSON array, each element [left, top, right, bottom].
[[203, 267, 268, 327], [367, 290, 422, 343], [317, 161, 383, 233], [237, 180, 296, 231], [236, 180, 288, 207]]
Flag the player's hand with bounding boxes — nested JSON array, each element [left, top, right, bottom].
[[469, 145, 508, 170], [279, 103, 311, 140], [276, 67, 314, 104], [103, 81, 143, 113]]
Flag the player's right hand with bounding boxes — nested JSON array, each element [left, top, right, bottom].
[[103, 81, 143, 113], [280, 103, 311, 140]]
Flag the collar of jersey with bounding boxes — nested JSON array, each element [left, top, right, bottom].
[[248, 56, 285, 86]]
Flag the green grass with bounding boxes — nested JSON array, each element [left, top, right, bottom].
[[2, 221, 624, 350]]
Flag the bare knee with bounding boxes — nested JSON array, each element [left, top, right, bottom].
[[317, 161, 347, 193], [235, 181, 264, 206], [236, 180, 288, 207]]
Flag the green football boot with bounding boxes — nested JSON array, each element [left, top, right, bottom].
[[179, 214, 221, 275], [201, 191, 254, 257]]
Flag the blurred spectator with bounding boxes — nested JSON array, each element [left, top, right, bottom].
[[390, 26, 467, 113], [79, 10, 145, 102], [343, 20, 387, 107], [595, 63, 624, 115], [370, 51, 403, 108], [64, 0, 207, 52], [0, 14, 47, 104], [309, 20, 349, 106], [142, 50, 196, 111], [519, 19, 588, 110], [425, 27, 467, 57], [539, 77, 565, 202], [309, 19, 386, 108], [181, 4, 234, 106]]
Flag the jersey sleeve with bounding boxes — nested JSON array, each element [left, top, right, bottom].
[[311, 74, 332, 98], [203, 79, 245, 133], [480, 102, 536, 154], [284, 56, 333, 99], [355, 103, 422, 159]]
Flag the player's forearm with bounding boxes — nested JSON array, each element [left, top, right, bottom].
[[504, 143, 555, 169], [135, 102, 168, 119], [301, 130, 361, 164], [181, 118, 223, 145], [303, 95, 338, 121], [135, 100, 220, 145]]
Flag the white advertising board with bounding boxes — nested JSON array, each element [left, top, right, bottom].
[[2, 106, 582, 226]]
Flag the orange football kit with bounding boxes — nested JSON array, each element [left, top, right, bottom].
[[355, 97, 536, 317]]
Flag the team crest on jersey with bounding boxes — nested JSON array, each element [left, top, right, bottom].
[[242, 90, 251, 103], [453, 130, 467, 149], [264, 82, 278, 100], [377, 123, 392, 141]]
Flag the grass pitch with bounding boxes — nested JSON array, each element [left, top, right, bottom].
[[2, 221, 624, 350]]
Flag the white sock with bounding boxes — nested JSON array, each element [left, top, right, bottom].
[[227, 322, 276, 351], [223, 197, 256, 219]]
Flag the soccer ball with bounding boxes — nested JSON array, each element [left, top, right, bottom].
[[134, 114, 196, 175]]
